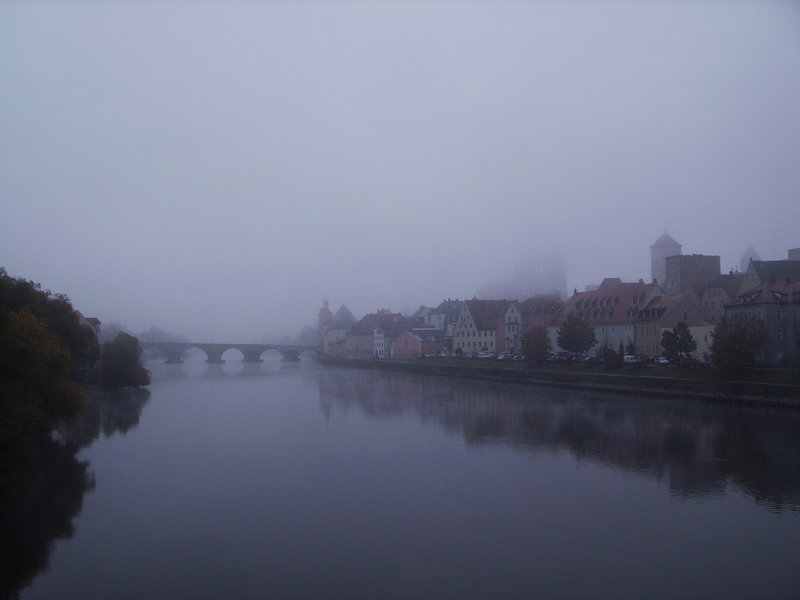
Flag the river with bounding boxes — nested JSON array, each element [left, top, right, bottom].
[[11, 357, 800, 599]]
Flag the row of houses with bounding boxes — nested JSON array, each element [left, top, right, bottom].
[[318, 251, 800, 366]]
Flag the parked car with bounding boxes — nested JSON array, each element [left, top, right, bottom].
[[623, 355, 641, 365], [582, 355, 602, 365], [497, 352, 511, 360], [477, 351, 495, 359], [652, 356, 670, 366]]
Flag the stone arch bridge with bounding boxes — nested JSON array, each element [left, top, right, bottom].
[[142, 341, 317, 364]]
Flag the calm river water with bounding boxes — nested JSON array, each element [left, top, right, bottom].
[[13, 358, 800, 599]]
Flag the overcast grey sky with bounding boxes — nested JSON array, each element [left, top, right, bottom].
[[2, 2, 798, 341]]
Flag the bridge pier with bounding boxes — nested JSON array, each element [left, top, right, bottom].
[[242, 350, 264, 363], [282, 350, 300, 362], [204, 349, 225, 363]]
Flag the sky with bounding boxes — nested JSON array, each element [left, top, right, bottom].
[[1, 2, 799, 342]]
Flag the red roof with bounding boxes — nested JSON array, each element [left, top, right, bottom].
[[550, 279, 657, 326]]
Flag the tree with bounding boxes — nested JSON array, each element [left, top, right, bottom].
[[661, 321, 697, 363], [0, 308, 84, 433], [521, 326, 550, 364], [710, 318, 767, 370], [600, 343, 618, 369], [95, 333, 150, 388], [0, 268, 99, 369], [557, 314, 596, 355]]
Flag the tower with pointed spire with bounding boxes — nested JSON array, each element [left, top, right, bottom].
[[650, 231, 681, 286]]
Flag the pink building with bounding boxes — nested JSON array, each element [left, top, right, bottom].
[[391, 329, 445, 359]]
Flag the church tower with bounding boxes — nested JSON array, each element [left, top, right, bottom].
[[650, 231, 681, 287], [739, 245, 761, 273]]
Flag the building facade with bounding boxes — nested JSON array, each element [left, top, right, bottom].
[[548, 278, 661, 355], [726, 278, 800, 366], [634, 293, 708, 358], [453, 299, 508, 355], [391, 329, 445, 359]]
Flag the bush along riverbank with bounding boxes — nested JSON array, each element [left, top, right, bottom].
[[314, 354, 800, 409]]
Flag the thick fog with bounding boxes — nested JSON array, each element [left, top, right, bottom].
[[1, 3, 798, 341]]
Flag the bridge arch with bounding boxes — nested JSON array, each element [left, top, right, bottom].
[[141, 341, 317, 364]]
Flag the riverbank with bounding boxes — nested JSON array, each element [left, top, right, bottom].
[[315, 354, 800, 409]]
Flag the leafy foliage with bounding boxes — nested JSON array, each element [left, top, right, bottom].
[[557, 314, 596, 355], [521, 326, 549, 364], [95, 333, 150, 388], [0, 268, 99, 368], [0, 308, 84, 433], [710, 318, 767, 370], [660, 321, 697, 363]]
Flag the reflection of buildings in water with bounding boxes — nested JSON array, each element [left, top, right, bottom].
[[317, 369, 800, 511]]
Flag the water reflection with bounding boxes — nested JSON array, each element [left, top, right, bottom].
[[145, 358, 305, 381], [58, 388, 151, 449], [318, 369, 800, 512], [0, 388, 150, 600]]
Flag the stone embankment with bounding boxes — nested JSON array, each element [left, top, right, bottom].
[[315, 355, 800, 409]]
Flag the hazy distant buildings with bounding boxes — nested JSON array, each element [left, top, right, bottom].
[[650, 231, 681, 287], [316, 232, 798, 365], [650, 231, 721, 294], [739, 245, 761, 273], [318, 300, 356, 354], [477, 254, 567, 300]]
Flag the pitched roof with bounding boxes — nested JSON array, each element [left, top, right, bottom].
[[749, 260, 800, 283], [465, 299, 511, 330], [351, 312, 403, 335], [650, 231, 681, 249], [637, 293, 702, 323], [550, 279, 657, 326], [731, 277, 800, 306], [434, 300, 464, 323], [335, 304, 356, 323]]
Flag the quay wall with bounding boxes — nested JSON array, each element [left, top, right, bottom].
[[315, 355, 800, 409]]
